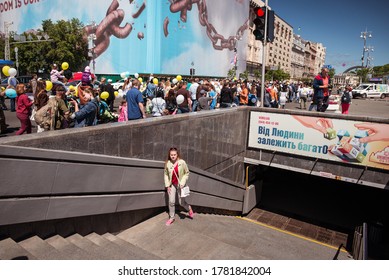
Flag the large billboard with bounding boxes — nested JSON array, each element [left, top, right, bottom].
[[0, 0, 249, 76], [248, 112, 389, 171]]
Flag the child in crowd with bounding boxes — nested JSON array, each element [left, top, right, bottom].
[[118, 99, 128, 122]]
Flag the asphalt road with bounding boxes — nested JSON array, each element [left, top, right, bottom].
[[1, 97, 388, 138]]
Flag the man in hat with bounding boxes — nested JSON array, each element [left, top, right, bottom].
[[197, 89, 213, 111]]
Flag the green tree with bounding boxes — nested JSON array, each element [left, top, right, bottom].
[[15, 18, 88, 76], [328, 68, 335, 78], [356, 68, 370, 83], [372, 64, 389, 77], [239, 70, 248, 80], [253, 69, 261, 80], [227, 68, 236, 79], [265, 69, 290, 81]]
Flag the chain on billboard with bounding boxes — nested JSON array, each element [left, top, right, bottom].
[[0, 0, 249, 76]]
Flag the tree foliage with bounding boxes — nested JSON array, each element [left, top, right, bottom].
[[356, 68, 370, 83], [372, 64, 389, 77], [239, 70, 249, 80], [9, 18, 88, 76], [265, 69, 290, 81], [328, 68, 335, 78]]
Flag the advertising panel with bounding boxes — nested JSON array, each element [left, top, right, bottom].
[[0, 0, 249, 76], [248, 112, 389, 171]]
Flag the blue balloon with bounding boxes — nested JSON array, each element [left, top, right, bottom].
[[125, 71, 130, 78], [5, 88, 17, 99]]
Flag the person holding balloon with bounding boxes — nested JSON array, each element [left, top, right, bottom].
[[175, 81, 191, 114], [69, 87, 99, 128], [7, 67, 18, 112], [50, 64, 65, 85], [15, 84, 34, 135]]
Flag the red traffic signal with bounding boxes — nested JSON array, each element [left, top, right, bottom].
[[255, 7, 265, 17], [253, 6, 266, 41]]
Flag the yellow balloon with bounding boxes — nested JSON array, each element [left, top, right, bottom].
[[2, 66, 10, 76], [153, 78, 158, 85], [138, 77, 143, 83], [176, 75, 182, 81], [100, 91, 109, 99], [62, 62, 69, 70], [45, 81, 53, 91], [69, 85, 75, 91], [114, 91, 119, 97], [1, 86, 5, 92]]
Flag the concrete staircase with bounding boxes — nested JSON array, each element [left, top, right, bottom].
[[0, 212, 352, 260]]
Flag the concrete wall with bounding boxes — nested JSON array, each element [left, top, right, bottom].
[[0, 107, 249, 184], [0, 106, 388, 236]]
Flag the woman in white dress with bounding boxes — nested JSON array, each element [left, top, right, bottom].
[[279, 85, 288, 109]]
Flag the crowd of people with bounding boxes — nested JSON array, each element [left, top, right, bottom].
[[1, 66, 354, 136]]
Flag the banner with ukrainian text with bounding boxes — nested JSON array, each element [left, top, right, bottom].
[[0, 0, 248, 76], [248, 112, 389, 171]]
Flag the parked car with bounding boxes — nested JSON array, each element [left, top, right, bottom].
[[68, 72, 96, 83], [111, 79, 125, 90], [352, 83, 388, 99]]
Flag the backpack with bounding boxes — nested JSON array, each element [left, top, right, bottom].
[[341, 91, 351, 104], [81, 72, 91, 85], [34, 98, 58, 128]]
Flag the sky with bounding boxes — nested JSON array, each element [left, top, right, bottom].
[[269, 0, 389, 74]]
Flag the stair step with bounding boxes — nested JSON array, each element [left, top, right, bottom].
[[18, 236, 68, 260], [0, 238, 37, 260], [117, 212, 167, 246], [45, 235, 94, 260], [102, 233, 160, 260], [66, 233, 123, 260], [85, 232, 149, 259]]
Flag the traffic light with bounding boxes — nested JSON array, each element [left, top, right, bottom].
[[253, 6, 266, 41], [253, 6, 275, 43], [267, 10, 275, 43]]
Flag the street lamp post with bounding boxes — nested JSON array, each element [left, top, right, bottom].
[[14, 47, 19, 76], [4, 21, 13, 60], [360, 28, 372, 67], [87, 21, 97, 73], [365, 46, 374, 68]]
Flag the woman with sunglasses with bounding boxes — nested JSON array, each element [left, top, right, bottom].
[[164, 147, 194, 226]]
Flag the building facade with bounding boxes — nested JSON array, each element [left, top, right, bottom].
[[290, 34, 305, 80], [247, 0, 326, 81]]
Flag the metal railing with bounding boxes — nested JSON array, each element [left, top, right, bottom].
[[352, 222, 386, 260]]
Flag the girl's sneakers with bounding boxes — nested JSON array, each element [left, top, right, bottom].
[[189, 209, 194, 219], [165, 218, 175, 226]]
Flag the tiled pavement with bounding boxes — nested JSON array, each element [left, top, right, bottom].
[[246, 208, 348, 248]]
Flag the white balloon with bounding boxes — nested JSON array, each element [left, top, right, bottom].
[[176, 94, 184, 105], [172, 78, 178, 84], [134, 73, 139, 79], [120, 72, 126, 79], [8, 68, 17, 77], [118, 89, 124, 98]]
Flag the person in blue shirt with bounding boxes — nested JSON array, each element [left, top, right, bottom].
[[126, 79, 146, 120], [208, 84, 217, 109], [69, 87, 99, 127]]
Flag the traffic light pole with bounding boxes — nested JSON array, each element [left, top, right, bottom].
[[260, 0, 269, 108]]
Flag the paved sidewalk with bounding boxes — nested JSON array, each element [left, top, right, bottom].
[[117, 212, 352, 260]]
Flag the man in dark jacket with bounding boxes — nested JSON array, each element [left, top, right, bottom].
[[310, 67, 331, 112], [105, 79, 115, 112]]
